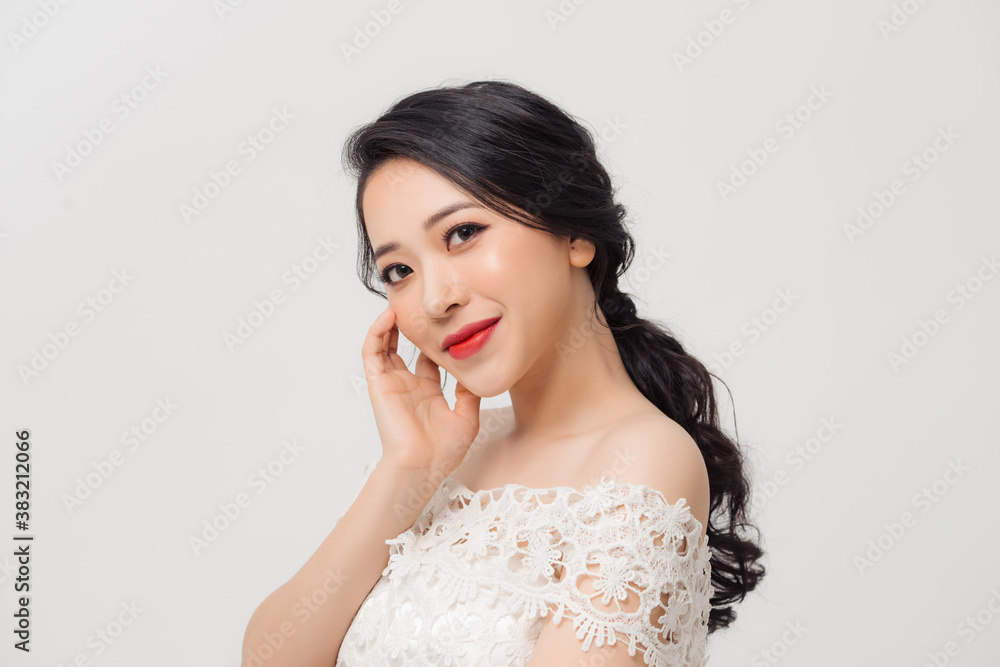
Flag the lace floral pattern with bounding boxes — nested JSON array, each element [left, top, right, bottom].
[[337, 471, 713, 666]]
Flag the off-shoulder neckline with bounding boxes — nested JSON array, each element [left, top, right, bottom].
[[441, 475, 709, 543], [442, 474, 696, 515]]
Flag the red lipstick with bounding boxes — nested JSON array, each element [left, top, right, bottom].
[[443, 317, 500, 360]]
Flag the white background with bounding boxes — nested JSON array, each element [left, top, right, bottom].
[[2, 0, 999, 665]]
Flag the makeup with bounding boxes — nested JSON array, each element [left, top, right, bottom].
[[445, 317, 500, 360]]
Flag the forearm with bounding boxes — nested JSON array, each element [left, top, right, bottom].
[[241, 463, 445, 667]]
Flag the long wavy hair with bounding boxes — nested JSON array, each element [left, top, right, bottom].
[[341, 79, 765, 632]]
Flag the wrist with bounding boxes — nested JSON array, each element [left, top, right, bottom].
[[371, 461, 449, 513]]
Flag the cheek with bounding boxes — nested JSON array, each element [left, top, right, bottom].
[[475, 241, 547, 294], [480, 240, 567, 302], [396, 305, 458, 360], [401, 311, 434, 345], [385, 298, 424, 343]]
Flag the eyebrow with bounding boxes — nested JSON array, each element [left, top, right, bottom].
[[372, 201, 482, 262]]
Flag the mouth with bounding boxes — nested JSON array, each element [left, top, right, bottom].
[[443, 316, 501, 359]]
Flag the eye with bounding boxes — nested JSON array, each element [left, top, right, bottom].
[[446, 223, 481, 246], [379, 262, 412, 285], [378, 223, 486, 287]]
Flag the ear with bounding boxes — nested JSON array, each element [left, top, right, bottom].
[[568, 237, 596, 268]]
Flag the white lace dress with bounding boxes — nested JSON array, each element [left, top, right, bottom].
[[336, 460, 713, 666]]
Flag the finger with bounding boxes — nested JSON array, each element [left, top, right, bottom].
[[362, 308, 395, 376], [453, 379, 482, 426], [387, 317, 401, 368], [414, 348, 442, 383], [384, 315, 415, 374], [377, 312, 409, 374]]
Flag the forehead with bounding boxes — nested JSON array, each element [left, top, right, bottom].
[[363, 158, 466, 211], [367, 156, 431, 191], [362, 158, 470, 236]]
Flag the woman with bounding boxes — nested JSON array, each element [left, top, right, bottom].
[[242, 79, 765, 666]]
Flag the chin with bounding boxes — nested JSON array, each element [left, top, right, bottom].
[[451, 372, 510, 400]]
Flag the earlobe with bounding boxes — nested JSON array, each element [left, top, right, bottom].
[[569, 238, 596, 268]]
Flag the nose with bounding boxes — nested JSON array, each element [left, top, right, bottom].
[[423, 263, 468, 320]]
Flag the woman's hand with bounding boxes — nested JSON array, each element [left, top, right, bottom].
[[361, 307, 482, 477]]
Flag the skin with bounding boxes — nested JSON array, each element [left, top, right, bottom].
[[362, 156, 711, 666], [362, 156, 661, 468]]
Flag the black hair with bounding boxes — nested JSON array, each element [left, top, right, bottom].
[[341, 78, 765, 633]]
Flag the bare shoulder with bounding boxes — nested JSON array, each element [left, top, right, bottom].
[[589, 412, 711, 537]]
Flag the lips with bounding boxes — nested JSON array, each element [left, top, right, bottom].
[[442, 316, 501, 350]]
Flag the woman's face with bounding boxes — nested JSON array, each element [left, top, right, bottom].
[[362, 157, 595, 398]]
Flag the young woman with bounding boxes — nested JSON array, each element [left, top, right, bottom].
[[243, 80, 765, 667]]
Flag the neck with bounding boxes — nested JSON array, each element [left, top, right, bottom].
[[505, 296, 650, 447]]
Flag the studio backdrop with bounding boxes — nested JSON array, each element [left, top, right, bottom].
[[1, 0, 998, 665]]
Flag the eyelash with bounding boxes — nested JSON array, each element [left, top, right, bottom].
[[378, 223, 485, 286]]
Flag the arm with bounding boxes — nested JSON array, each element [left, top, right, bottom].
[[241, 462, 445, 667], [241, 306, 481, 665]]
